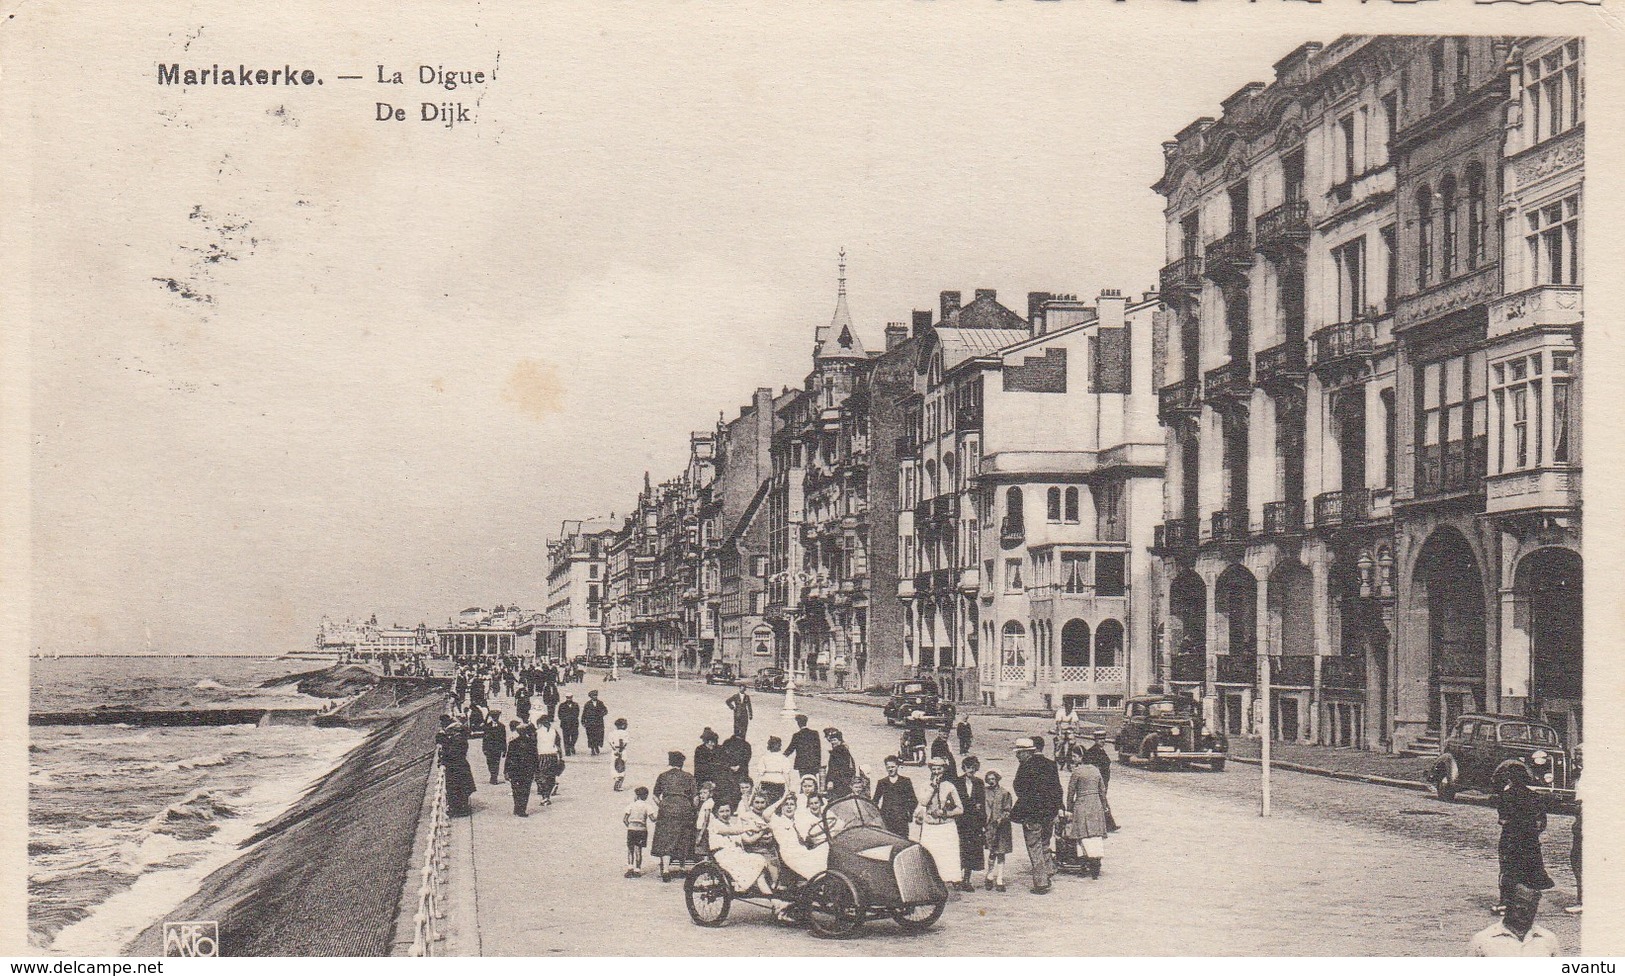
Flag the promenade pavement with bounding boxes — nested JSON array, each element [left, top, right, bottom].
[[451, 674, 1581, 956]]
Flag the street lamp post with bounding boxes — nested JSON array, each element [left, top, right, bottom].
[[1259, 652, 1272, 817], [781, 611, 798, 716]]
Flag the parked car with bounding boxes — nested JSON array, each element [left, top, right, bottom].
[[633, 660, 668, 677], [706, 662, 740, 685], [683, 794, 948, 938], [1114, 693, 1227, 771], [1429, 713, 1577, 802], [754, 667, 789, 692], [583, 655, 614, 668], [882, 678, 952, 728]]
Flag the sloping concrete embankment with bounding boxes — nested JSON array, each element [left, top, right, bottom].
[[128, 677, 448, 956]]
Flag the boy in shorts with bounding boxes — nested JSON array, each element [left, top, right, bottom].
[[623, 786, 657, 877]]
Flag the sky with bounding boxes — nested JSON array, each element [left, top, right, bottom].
[[23, 2, 1347, 655]]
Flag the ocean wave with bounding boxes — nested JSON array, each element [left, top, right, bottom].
[[193, 679, 228, 691], [143, 789, 239, 842]]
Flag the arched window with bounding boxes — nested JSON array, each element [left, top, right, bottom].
[[1064, 487, 1081, 523], [923, 459, 936, 500], [1095, 619, 1124, 668], [1005, 487, 1024, 531], [1466, 163, 1487, 271], [1047, 487, 1062, 522], [1417, 186, 1434, 288], [1061, 620, 1090, 668], [1001, 620, 1027, 668], [1440, 176, 1459, 280], [944, 452, 958, 492]]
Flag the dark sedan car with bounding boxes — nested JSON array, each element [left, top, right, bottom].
[[753, 667, 789, 692], [1430, 713, 1577, 802]]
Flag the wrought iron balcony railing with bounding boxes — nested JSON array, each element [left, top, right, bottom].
[[1254, 199, 1310, 259], [1210, 509, 1248, 543], [1204, 231, 1254, 284], [1261, 499, 1304, 536], [1160, 254, 1204, 297], [1204, 360, 1252, 406], [1254, 342, 1307, 393]]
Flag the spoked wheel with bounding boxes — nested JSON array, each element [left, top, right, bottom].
[[802, 871, 865, 939], [684, 861, 733, 927], [893, 899, 946, 932]]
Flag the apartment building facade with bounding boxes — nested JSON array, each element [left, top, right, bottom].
[[1152, 35, 1583, 753]]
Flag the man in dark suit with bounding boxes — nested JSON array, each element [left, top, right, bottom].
[[1011, 735, 1063, 894], [871, 755, 918, 837], [581, 689, 608, 755], [725, 688, 754, 740], [782, 713, 821, 781], [556, 693, 581, 756]]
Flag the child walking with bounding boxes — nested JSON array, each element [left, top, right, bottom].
[[983, 769, 1014, 892], [623, 786, 658, 877]]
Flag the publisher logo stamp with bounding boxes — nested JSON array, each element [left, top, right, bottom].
[[163, 920, 219, 957]]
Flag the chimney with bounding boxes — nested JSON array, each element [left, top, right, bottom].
[[1097, 288, 1128, 329], [1143, 290, 1160, 305], [912, 309, 933, 336], [885, 322, 909, 351], [940, 291, 961, 322], [1027, 291, 1054, 330], [974, 288, 997, 303]]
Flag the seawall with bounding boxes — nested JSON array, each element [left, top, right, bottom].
[[127, 675, 448, 956]]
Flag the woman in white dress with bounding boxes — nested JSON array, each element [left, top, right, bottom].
[[708, 802, 770, 894], [914, 757, 963, 882], [768, 792, 829, 882]]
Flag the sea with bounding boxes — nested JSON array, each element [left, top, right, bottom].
[[28, 656, 365, 954]]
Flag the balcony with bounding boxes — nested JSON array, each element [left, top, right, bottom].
[[1158, 378, 1202, 424], [1261, 499, 1304, 536], [1210, 509, 1248, 543], [1319, 654, 1367, 690], [1204, 360, 1252, 407], [1254, 342, 1306, 394], [1269, 655, 1316, 688], [1216, 654, 1256, 684], [958, 568, 981, 594], [954, 404, 983, 434], [1414, 439, 1486, 500], [1154, 517, 1199, 553], [1485, 467, 1580, 516], [1171, 652, 1206, 684], [1160, 254, 1204, 298], [1489, 284, 1582, 340], [1000, 516, 1025, 548], [1312, 489, 1369, 529], [1309, 318, 1376, 375], [1254, 199, 1309, 260], [1204, 230, 1254, 285]]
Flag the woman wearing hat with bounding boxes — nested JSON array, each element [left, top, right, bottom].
[[955, 756, 988, 892], [652, 750, 698, 881], [915, 757, 964, 887], [824, 728, 857, 800], [1063, 750, 1109, 879]]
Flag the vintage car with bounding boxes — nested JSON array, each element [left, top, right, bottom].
[[683, 795, 949, 938], [1429, 713, 1578, 802], [882, 678, 953, 728], [754, 667, 789, 692], [1114, 693, 1227, 771], [633, 660, 668, 677], [706, 662, 741, 686]]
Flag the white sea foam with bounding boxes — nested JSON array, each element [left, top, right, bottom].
[[46, 727, 363, 956]]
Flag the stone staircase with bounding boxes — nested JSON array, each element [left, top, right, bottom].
[[1398, 729, 1443, 758]]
